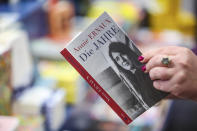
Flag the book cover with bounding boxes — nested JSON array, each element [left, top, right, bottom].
[[60, 12, 168, 125]]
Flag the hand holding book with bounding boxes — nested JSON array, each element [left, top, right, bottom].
[[61, 12, 168, 124], [140, 46, 197, 102]]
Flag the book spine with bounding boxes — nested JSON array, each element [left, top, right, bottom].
[[61, 48, 132, 125]]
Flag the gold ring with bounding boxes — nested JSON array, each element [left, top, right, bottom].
[[161, 57, 171, 66]]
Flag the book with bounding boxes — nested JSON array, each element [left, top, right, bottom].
[[60, 12, 168, 125], [13, 86, 66, 131]]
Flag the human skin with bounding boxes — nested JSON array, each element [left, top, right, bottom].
[[140, 46, 197, 101], [111, 52, 132, 70]]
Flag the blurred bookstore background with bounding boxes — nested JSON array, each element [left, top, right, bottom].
[[0, 0, 197, 131]]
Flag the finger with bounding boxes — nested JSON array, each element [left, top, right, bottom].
[[145, 55, 174, 72], [141, 48, 162, 63], [153, 80, 172, 92], [149, 67, 174, 80], [141, 46, 181, 63]]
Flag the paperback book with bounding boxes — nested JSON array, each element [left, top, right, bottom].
[[61, 12, 168, 125]]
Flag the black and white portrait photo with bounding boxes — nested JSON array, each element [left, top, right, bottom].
[[107, 36, 168, 109], [95, 33, 168, 119]]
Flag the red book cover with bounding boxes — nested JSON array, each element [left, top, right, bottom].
[[60, 12, 168, 125]]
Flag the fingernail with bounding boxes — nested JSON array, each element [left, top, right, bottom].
[[138, 56, 144, 61], [141, 65, 146, 72]]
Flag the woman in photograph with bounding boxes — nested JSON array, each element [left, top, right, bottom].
[[108, 38, 167, 107]]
